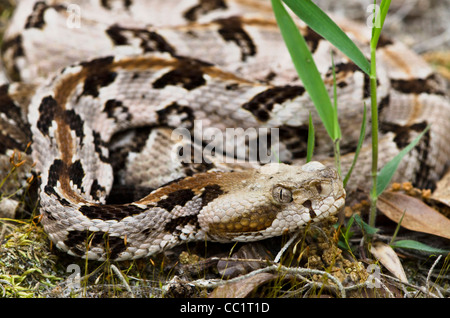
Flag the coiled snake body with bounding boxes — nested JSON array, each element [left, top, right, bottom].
[[0, 0, 448, 260]]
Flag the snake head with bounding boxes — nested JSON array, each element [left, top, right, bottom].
[[199, 161, 345, 242]]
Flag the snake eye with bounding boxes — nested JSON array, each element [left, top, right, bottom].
[[272, 186, 293, 203]]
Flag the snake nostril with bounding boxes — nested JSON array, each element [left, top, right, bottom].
[[303, 199, 317, 218]]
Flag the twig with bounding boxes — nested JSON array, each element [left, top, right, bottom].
[[274, 231, 301, 263], [343, 279, 392, 298], [188, 264, 347, 298], [0, 279, 12, 297], [380, 273, 441, 298], [426, 255, 442, 297]]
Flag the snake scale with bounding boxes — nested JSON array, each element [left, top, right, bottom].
[[0, 0, 448, 261]]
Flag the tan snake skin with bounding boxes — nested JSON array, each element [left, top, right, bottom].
[[0, 0, 448, 260]]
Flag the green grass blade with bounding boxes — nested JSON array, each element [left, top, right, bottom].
[[282, 0, 370, 75], [337, 216, 355, 252], [376, 125, 430, 196], [306, 112, 314, 162], [330, 52, 342, 141], [343, 104, 367, 188], [389, 209, 406, 245], [353, 214, 379, 236], [271, 0, 336, 140], [391, 240, 449, 254]]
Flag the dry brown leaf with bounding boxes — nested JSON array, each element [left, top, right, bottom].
[[208, 273, 275, 298], [377, 191, 450, 240], [431, 169, 450, 207], [370, 241, 407, 283]]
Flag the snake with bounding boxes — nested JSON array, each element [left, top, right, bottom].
[[0, 0, 448, 261]]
